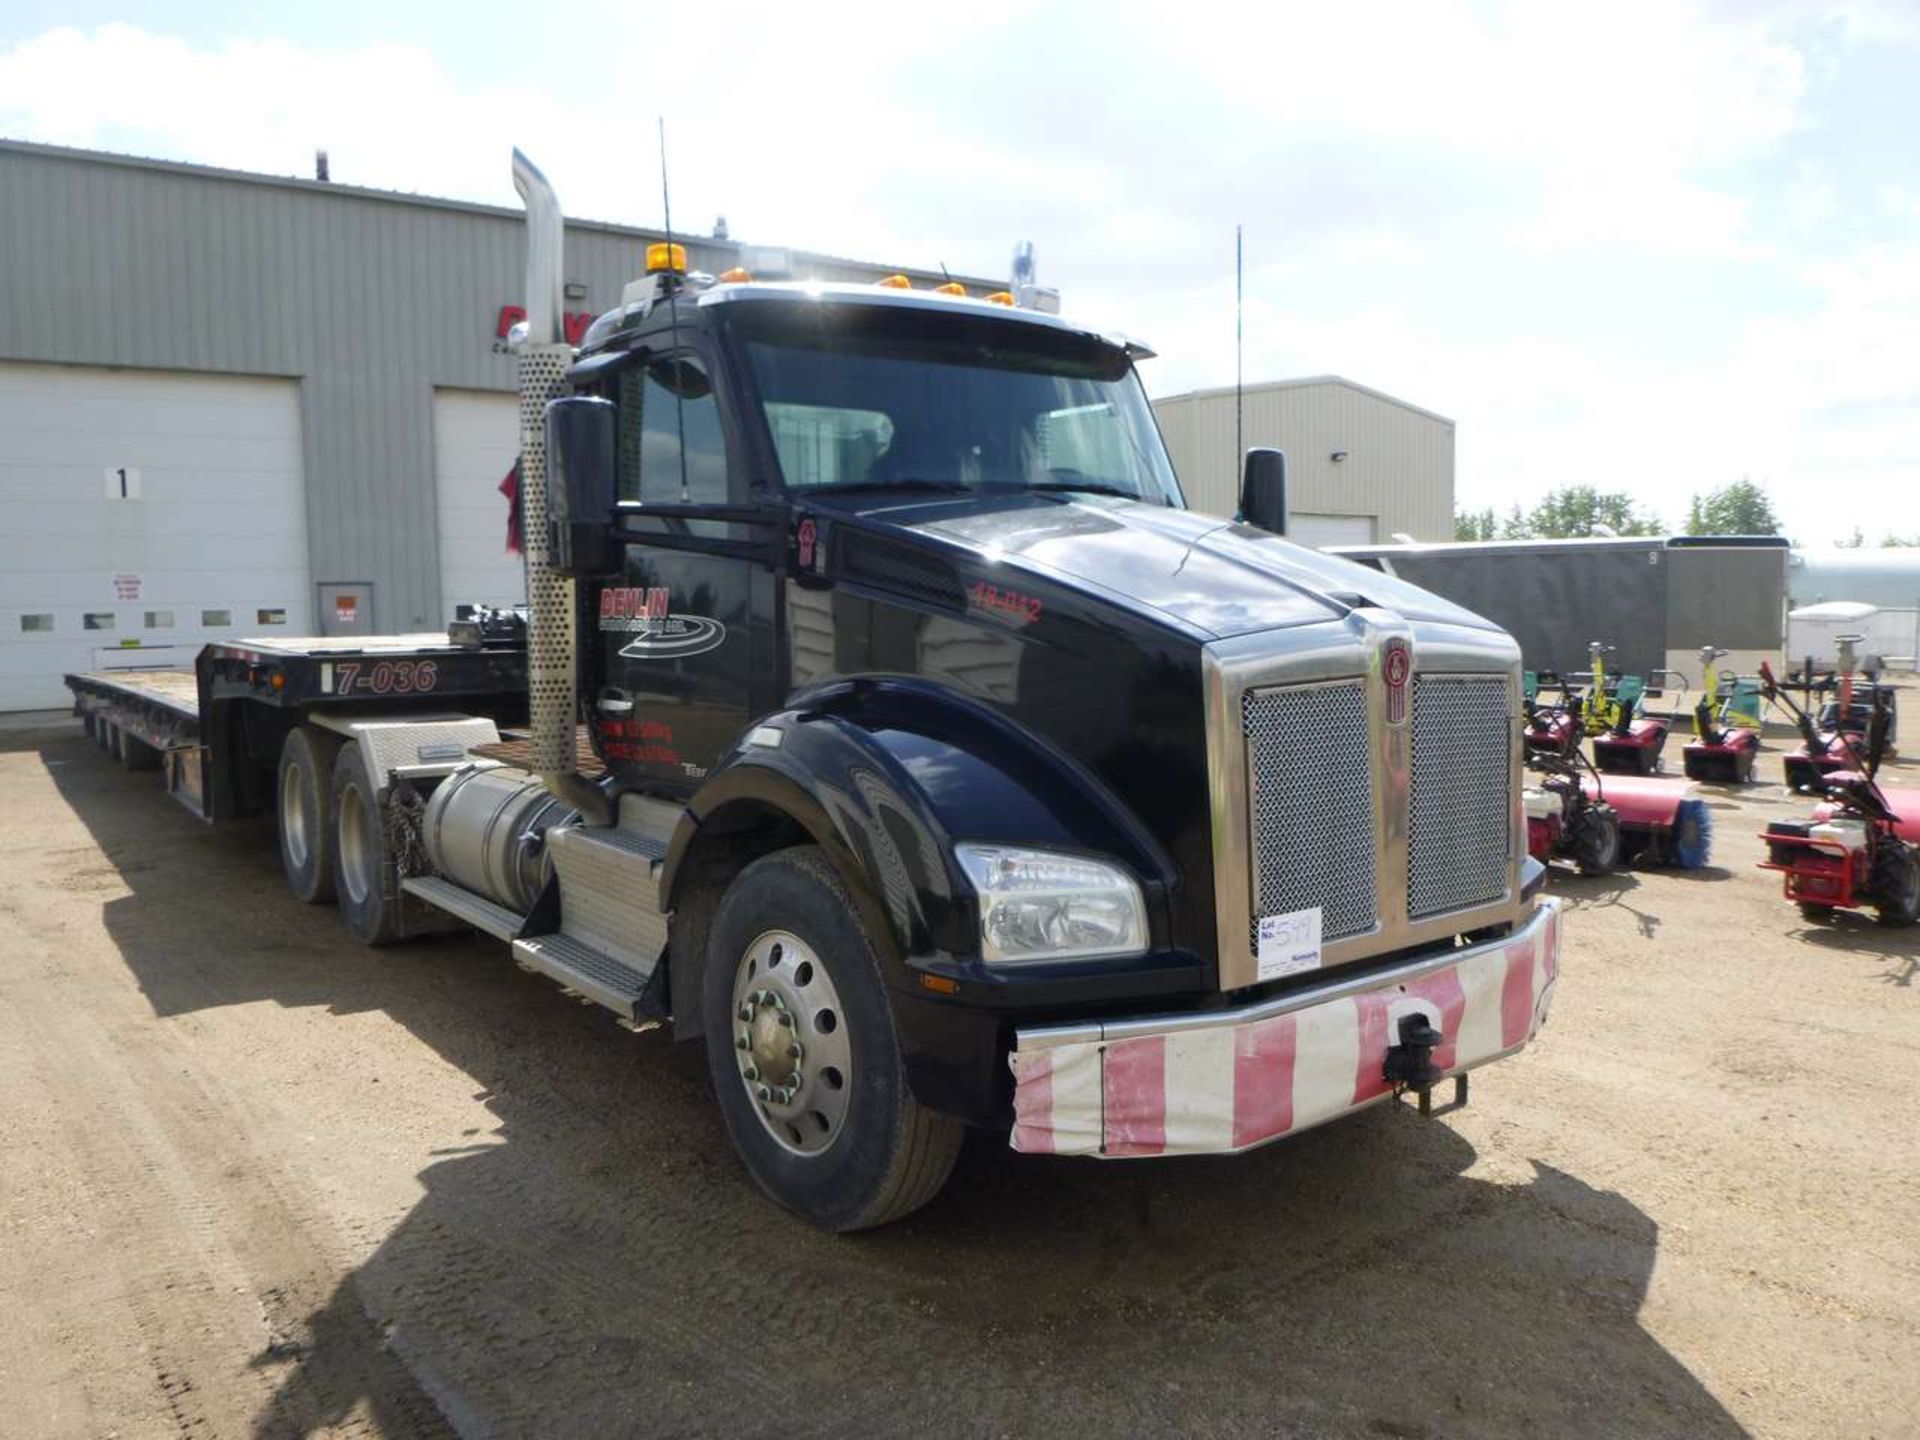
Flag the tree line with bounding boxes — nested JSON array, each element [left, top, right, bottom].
[[1453, 478, 1915, 546]]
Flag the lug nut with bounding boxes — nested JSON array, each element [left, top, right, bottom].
[[787, 1043, 802, 1059], [743, 1064, 759, 1081], [776, 1012, 793, 1028], [735, 1037, 749, 1051], [757, 1085, 772, 1102], [738, 1004, 753, 1022]]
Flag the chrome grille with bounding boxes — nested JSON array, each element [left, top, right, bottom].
[[1242, 681, 1377, 945], [1408, 674, 1511, 919]]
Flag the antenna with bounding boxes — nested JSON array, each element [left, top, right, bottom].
[[1235, 222, 1244, 499], [659, 117, 689, 504]]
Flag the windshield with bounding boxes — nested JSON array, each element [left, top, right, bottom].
[[735, 306, 1183, 505]]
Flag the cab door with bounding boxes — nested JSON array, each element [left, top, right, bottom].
[[588, 348, 765, 793]]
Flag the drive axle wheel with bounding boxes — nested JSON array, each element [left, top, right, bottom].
[[278, 725, 342, 904], [703, 846, 961, 1231], [330, 742, 403, 946]]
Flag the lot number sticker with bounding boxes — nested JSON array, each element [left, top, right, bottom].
[[1256, 907, 1322, 982]]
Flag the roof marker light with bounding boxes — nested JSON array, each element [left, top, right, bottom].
[[718, 266, 751, 283], [646, 242, 688, 274], [983, 290, 1015, 306], [877, 274, 913, 289], [933, 281, 966, 297]]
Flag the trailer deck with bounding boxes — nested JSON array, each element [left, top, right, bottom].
[[66, 631, 530, 822]]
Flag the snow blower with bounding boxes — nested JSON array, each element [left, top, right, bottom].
[[1681, 645, 1761, 784], [1582, 641, 1672, 776], [1523, 669, 1581, 759]]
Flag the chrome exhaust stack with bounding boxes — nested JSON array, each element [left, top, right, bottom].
[[511, 148, 611, 826]]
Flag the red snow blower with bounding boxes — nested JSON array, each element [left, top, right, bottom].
[[1758, 662, 1918, 927], [1523, 669, 1581, 759], [1780, 636, 1901, 792], [1681, 645, 1761, 784], [1581, 641, 1672, 776]]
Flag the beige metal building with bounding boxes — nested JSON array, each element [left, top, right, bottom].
[[1152, 376, 1455, 547]]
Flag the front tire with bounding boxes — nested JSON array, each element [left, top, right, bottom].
[[703, 847, 962, 1232], [330, 742, 402, 945]]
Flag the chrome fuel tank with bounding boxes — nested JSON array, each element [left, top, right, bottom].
[[421, 762, 577, 914]]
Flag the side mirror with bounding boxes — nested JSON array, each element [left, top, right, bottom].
[[1239, 447, 1288, 536], [544, 396, 620, 578]]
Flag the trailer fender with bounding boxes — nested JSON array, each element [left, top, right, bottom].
[[661, 678, 1176, 1043]]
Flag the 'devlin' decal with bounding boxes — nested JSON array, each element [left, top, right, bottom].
[[600, 587, 727, 660]]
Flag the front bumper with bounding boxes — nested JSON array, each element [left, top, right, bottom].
[[1008, 898, 1560, 1157]]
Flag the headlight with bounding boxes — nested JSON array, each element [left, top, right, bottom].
[[955, 844, 1148, 965]]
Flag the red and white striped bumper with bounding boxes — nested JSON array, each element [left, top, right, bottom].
[[1009, 899, 1560, 1157]]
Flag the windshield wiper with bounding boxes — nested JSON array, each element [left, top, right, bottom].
[[1024, 481, 1144, 500], [809, 478, 976, 496]]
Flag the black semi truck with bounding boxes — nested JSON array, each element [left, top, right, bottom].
[[66, 151, 1559, 1230]]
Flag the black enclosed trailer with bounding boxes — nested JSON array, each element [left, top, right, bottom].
[[1330, 535, 1791, 686]]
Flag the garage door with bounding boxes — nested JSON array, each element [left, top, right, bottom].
[[0, 363, 308, 712], [1291, 512, 1378, 549], [433, 388, 525, 621]]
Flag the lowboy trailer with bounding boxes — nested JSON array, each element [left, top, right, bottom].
[[65, 150, 1559, 1230]]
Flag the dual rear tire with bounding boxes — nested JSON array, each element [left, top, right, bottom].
[[276, 726, 402, 944]]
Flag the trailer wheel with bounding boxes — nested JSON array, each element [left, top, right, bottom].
[[703, 846, 962, 1232], [1872, 840, 1920, 929], [330, 742, 402, 946], [278, 726, 342, 904]]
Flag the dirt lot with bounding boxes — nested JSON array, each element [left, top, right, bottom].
[[1, 717, 1916, 1440]]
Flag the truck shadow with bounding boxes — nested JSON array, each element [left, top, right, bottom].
[[30, 727, 1749, 1440]]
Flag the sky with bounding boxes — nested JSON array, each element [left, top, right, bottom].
[[3, 1, 1920, 545]]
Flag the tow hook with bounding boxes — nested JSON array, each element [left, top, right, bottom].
[[1383, 1013, 1467, 1117]]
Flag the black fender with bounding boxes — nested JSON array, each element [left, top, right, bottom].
[[660, 676, 1186, 1122]]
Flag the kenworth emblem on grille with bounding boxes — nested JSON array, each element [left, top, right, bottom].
[[1382, 638, 1411, 724]]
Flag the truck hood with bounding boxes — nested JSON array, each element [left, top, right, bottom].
[[859, 493, 1495, 640]]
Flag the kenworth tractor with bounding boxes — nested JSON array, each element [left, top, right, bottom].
[[67, 151, 1558, 1230]]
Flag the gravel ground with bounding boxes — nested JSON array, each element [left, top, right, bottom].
[[0, 717, 1915, 1440]]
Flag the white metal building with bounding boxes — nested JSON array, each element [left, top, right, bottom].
[[1151, 376, 1455, 548]]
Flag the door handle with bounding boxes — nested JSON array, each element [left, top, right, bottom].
[[597, 694, 634, 716]]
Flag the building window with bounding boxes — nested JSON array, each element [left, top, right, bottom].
[[84, 612, 115, 631], [19, 614, 54, 633], [257, 608, 287, 625], [616, 355, 729, 505], [201, 609, 231, 627], [144, 610, 175, 629]]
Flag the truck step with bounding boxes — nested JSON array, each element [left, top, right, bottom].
[[546, 824, 669, 972], [401, 876, 523, 941], [511, 933, 654, 1020]]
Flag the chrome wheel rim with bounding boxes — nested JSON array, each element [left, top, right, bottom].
[[731, 929, 851, 1156], [338, 783, 371, 905], [281, 758, 309, 869]]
